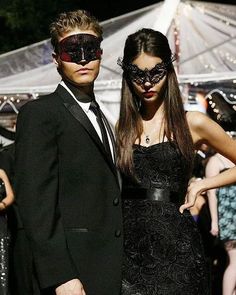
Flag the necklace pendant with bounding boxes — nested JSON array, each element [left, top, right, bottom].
[[145, 135, 150, 144]]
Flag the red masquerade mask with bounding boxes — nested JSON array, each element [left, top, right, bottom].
[[58, 33, 103, 64]]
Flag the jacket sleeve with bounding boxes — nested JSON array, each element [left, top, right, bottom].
[[15, 100, 77, 289]]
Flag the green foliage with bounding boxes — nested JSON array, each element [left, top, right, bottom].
[[0, 0, 81, 54], [2, 0, 231, 54]]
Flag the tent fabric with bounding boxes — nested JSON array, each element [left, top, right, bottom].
[[0, 1, 235, 124]]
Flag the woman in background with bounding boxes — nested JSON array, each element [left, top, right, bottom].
[[0, 168, 14, 295], [116, 28, 236, 295], [206, 150, 236, 295]]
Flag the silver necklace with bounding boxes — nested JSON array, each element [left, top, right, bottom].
[[143, 117, 164, 145], [143, 129, 158, 145], [145, 134, 151, 144]]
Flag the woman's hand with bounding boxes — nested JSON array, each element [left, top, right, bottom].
[[55, 278, 86, 295], [210, 221, 219, 236], [0, 201, 7, 211], [179, 178, 206, 214]]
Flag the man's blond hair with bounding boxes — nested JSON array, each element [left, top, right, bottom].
[[50, 10, 103, 52]]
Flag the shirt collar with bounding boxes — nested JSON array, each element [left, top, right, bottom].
[[60, 80, 91, 113]]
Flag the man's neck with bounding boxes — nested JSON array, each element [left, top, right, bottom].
[[63, 79, 95, 102]]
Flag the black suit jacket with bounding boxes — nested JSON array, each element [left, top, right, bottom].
[[13, 85, 123, 295]]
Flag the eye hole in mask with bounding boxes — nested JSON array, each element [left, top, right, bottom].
[[117, 55, 176, 85], [58, 33, 103, 64]]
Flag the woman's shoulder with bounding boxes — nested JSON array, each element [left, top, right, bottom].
[[185, 111, 225, 146], [185, 111, 210, 130], [215, 153, 234, 168]]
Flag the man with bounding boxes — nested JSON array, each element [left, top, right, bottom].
[[13, 10, 122, 295]]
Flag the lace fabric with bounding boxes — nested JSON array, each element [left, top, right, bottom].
[[117, 55, 176, 86], [121, 142, 210, 295], [0, 213, 9, 295], [130, 142, 189, 197], [58, 33, 102, 63]]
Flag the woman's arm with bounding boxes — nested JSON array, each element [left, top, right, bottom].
[[205, 156, 220, 236], [180, 112, 236, 213], [0, 168, 14, 210]]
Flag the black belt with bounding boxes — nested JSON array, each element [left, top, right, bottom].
[[122, 187, 181, 203]]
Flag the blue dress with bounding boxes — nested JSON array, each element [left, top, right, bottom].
[[121, 142, 209, 295], [217, 176, 236, 242]]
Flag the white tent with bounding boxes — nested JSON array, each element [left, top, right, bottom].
[[0, 0, 235, 125]]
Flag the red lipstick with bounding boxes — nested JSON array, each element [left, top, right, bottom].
[[143, 91, 156, 98]]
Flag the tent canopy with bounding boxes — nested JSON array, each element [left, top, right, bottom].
[[0, 0, 235, 124]]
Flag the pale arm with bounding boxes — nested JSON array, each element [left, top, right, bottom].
[[205, 156, 220, 236], [0, 168, 14, 210], [180, 112, 236, 213]]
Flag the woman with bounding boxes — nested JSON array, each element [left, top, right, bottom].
[[0, 168, 14, 295], [206, 151, 236, 295], [116, 28, 236, 295]]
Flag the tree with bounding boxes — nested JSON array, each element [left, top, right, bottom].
[[0, 0, 80, 54]]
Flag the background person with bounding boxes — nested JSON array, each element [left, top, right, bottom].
[[206, 152, 236, 295]]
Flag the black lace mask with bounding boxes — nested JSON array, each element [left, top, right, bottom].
[[58, 33, 102, 64], [118, 55, 175, 85]]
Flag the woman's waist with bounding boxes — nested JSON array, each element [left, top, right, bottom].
[[122, 186, 185, 204]]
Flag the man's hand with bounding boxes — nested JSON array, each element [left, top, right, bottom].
[[55, 279, 86, 295]]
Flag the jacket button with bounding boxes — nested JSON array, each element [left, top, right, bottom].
[[113, 198, 119, 206], [115, 230, 121, 237]]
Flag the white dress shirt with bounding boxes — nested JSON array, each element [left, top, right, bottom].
[[60, 81, 114, 161]]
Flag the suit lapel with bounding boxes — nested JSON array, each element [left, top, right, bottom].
[[56, 84, 120, 187]]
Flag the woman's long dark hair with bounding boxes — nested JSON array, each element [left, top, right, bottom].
[[116, 28, 194, 176]]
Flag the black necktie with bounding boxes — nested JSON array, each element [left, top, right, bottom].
[[90, 100, 112, 159]]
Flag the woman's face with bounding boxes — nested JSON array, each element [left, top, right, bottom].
[[130, 52, 167, 103]]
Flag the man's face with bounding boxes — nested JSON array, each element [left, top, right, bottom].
[[53, 29, 102, 87]]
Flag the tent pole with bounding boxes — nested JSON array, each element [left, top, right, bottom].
[[153, 0, 181, 34]]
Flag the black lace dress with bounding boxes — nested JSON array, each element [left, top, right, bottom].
[[121, 142, 209, 295]]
